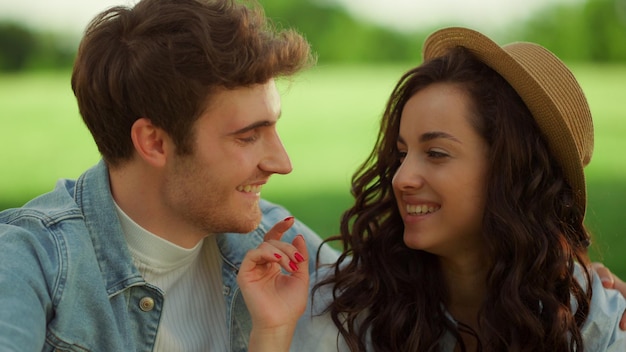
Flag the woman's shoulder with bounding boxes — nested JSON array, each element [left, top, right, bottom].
[[576, 264, 626, 351]]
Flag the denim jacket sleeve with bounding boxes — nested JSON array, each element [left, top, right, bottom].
[[0, 222, 54, 351], [0, 199, 141, 352], [0, 166, 158, 352]]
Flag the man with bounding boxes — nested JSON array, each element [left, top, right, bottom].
[[0, 0, 336, 351]]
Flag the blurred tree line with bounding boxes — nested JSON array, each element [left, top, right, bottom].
[[520, 0, 626, 61], [0, 21, 75, 71], [0, 0, 624, 72]]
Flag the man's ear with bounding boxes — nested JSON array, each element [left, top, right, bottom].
[[130, 117, 171, 167]]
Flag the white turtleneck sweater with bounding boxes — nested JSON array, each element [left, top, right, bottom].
[[114, 203, 228, 351]]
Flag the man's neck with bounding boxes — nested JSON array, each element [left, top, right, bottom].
[[109, 163, 206, 249]]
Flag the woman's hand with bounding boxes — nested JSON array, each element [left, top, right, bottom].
[[592, 262, 626, 330], [237, 216, 309, 351]]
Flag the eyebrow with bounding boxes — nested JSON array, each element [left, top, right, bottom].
[[228, 110, 282, 135], [397, 131, 462, 144]]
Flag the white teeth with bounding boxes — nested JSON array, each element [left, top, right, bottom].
[[406, 204, 439, 215], [237, 185, 262, 193]]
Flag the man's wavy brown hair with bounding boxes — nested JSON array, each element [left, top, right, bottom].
[[72, 0, 313, 167], [314, 46, 592, 351]]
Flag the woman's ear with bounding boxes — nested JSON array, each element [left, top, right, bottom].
[[130, 117, 170, 167]]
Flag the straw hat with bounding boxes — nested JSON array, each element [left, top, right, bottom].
[[422, 27, 594, 214]]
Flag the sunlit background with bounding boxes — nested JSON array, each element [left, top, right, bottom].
[[1, 0, 625, 276], [0, 0, 591, 34]]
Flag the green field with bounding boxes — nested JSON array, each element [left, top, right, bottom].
[[1, 64, 625, 277]]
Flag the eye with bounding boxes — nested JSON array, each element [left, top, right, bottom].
[[239, 135, 258, 143], [238, 131, 259, 143], [426, 149, 449, 159]]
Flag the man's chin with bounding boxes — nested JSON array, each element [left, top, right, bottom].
[[237, 209, 263, 234]]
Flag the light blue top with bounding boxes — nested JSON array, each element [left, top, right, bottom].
[[0, 160, 339, 352], [580, 270, 626, 351]]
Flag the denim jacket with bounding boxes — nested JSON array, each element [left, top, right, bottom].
[[0, 160, 339, 352]]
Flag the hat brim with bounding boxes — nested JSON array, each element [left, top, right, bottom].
[[422, 27, 590, 213]]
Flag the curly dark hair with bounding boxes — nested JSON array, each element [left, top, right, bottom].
[[314, 46, 592, 351], [72, 0, 313, 167]]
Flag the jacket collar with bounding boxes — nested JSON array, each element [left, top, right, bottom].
[[74, 160, 145, 295]]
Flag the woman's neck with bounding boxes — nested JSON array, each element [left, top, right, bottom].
[[440, 255, 489, 352], [440, 254, 489, 328]]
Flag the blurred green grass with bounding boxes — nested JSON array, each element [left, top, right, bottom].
[[1, 64, 625, 277]]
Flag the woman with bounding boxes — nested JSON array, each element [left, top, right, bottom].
[[313, 27, 626, 351]]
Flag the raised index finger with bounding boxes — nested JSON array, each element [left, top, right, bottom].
[[263, 216, 295, 242]]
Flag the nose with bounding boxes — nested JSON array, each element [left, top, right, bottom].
[[260, 130, 293, 175], [392, 155, 425, 192]]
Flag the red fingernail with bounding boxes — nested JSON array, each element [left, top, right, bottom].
[[283, 216, 294, 222], [274, 253, 282, 259], [289, 261, 298, 271], [294, 252, 305, 263]]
